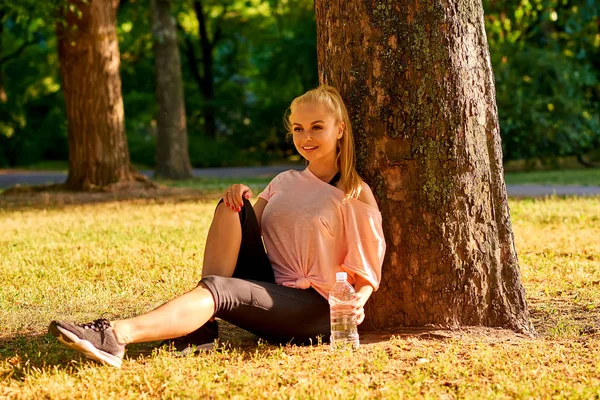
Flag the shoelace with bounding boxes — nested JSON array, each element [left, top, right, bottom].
[[79, 319, 111, 332]]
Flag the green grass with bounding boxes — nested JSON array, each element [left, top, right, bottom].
[[504, 168, 600, 186], [159, 177, 272, 192], [1, 190, 599, 399]]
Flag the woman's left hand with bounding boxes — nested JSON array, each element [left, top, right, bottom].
[[354, 291, 369, 325]]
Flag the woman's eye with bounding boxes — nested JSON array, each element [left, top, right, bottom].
[[293, 127, 303, 132], [312, 126, 322, 131]]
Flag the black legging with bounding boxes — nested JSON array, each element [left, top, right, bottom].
[[200, 198, 330, 345]]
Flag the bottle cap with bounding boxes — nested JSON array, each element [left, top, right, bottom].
[[335, 272, 347, 282]]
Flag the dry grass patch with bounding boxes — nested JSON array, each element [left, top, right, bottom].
[[1, 193, 599, 399]]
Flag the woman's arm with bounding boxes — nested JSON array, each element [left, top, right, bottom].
[[354, 274, 375, 325], [352, 181, 379, 325], [253, 198, 268, 233]]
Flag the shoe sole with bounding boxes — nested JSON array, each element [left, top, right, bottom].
[[49, 322, 123, 368]]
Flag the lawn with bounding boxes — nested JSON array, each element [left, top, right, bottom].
[[504, 168, 600, 186], [0, 188, 599, 399]]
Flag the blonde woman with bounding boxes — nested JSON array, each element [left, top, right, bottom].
[[49, 85, 386, 368]]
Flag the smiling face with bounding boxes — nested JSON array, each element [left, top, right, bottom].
[[289, 103, 344, 167]]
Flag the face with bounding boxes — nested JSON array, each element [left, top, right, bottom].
[[290, 103, 344, 166]]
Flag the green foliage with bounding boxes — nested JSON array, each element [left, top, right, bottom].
[[0, 8, 67, 167], [484, 0, 600, 162]]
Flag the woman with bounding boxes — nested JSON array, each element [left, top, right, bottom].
[[49, 85, 386, 368]]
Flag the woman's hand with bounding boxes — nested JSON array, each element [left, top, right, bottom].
[[223, 184, 253, 212], [354, 291, 369, 325], [352, 275, 374, 325]]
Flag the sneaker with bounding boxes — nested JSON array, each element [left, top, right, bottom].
[[161, 320, 218, 356], [49, 319, 125, 368]]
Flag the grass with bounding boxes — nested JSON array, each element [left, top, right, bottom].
[[504, 168, 600, 186], [158, 177, 272, 193], [0, 188, 599, 399]]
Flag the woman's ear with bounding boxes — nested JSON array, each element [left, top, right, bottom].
[[338, 122, 345, 139]]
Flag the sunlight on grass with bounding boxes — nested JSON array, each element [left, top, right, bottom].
[[1, 194, 599, 398]]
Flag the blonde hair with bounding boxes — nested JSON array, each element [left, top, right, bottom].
[[284, 85, 362, 199]]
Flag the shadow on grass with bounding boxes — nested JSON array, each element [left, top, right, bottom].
[[0, 184, 220, 212], [0, 323, 279, 379], [528, 295, 600, 338], [0, 333, 88, 380]]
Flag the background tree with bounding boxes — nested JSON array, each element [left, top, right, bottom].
[[57, 0, 146, 190], [151, 0, 193, 179], [315, 0, 533, 332]]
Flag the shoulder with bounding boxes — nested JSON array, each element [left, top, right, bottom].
[[269, 169, 302, 185], [356, 181, 379, 209]]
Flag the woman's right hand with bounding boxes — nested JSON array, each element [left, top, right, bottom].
[[223, 184, 253, 212]]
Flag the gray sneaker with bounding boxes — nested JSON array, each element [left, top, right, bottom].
[[49, 319, 125, 368]]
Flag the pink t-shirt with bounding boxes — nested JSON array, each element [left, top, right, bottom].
[[258, 168, 386, 299]]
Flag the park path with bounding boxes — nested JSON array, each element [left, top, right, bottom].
[[1, 165, 599, 197]]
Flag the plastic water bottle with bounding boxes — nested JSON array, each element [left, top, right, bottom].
[[329, 272, 359, 350]]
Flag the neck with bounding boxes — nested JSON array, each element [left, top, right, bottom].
[[308, 161, 338, 182]]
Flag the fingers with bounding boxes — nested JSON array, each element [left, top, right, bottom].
[[355, 307, 365, 325], [354, 293, 367, 310], [223, 184, 251, 212], [354, 293, 367, 325]]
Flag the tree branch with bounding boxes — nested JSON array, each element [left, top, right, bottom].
[[0, 39, 35, 66]]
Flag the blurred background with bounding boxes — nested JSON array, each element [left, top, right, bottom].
[[0, 0, 598, 171]]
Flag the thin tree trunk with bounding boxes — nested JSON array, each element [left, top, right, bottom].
[[0, 10, 5, 103], [194, 0, 217, 139], [315, 0, 533, 333], [57, 0, 146, 190], [151, 0, 193, 179]]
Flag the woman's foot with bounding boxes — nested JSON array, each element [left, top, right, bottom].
[[48, 319, 125, 368]]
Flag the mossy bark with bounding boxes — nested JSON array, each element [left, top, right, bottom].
[[57, 0, 145, 190], [151, 0, 193, 179], [315, 0, 533, 333]]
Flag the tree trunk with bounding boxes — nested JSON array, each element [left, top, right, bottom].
[[151, 0, 193, 179], [194, 0, 217, 139], [315, 0, 533, 333], [0, 10, 6, 103], [57, 0, 146, 190]]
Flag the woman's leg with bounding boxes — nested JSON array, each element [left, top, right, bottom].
[[48, 284, 218, 368], [112, 284, 216, 344], [202, 201, 243, 278], [162, 198, 274, 351], [202, 276, 330, 345], [203, 198, 274, 282]]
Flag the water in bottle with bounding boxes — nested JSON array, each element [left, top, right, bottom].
[[329, 271, 359, 350]]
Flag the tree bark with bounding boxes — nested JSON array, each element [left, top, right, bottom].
[[151, 0, 193, 179], [315, 0, 533, 333], [57, 0, 146, 190]]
